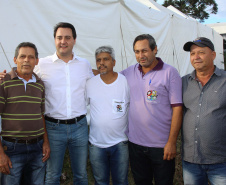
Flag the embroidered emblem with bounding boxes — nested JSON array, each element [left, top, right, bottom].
[[116, 104, 122, 112], [147, 90, 158, 101]]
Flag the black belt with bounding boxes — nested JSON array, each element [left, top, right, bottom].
[[2, 136, 43, 144], [44, 115, 86, 124]]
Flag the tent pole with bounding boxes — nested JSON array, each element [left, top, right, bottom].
[[0, 42, 12, 68]]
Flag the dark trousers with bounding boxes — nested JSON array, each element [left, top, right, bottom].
[[129, 141, 175, 185]]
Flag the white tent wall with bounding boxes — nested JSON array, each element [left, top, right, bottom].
[[120, 0, 173, 69], [0, 0, 123, 71], [149, 1, 196, 75], [171, 17, 199, 76], [212, 30, 224, 69], [168, 5, 224, 74], [0, 0, 224, 76], [0, 0, 124, 72], [198, 22, 224, 69]]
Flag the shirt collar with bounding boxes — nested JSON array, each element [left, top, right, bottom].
[[9, 67, 41, 82], [138, 57, 164, 74], [17, 73, 36, 83], [213, 66, 221, 76], [52, 52, 79, 62], [189, 65, 221, 80]]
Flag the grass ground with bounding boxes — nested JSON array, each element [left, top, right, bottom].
[[60, 133, 184, 185]]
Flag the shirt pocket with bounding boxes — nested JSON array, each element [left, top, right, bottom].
[[112, 99, 126, 119], [146, 85, 169, 104]]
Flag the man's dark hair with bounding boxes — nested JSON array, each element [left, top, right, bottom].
[[54, 22, 77, 39], [133, 34, 156, 51], [14, 42, 38, 58]]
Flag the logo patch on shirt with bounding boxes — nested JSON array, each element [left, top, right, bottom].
[[116, 104, 122, 112], [112, 99, 125, 113], [147, 90, 158, 101]]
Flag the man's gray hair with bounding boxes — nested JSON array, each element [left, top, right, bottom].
[[95, 46, 115, 61]]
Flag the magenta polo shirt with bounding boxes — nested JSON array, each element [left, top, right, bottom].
[[121, 58, 182, 148]]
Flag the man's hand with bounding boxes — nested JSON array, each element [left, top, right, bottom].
[[92, 69, 99, 76], [163, 106, 182, 160], [163, 142, 176, 160], [0, 70, 7, 80], [0, 151, 12, 174], [42, 140, 50, 162]]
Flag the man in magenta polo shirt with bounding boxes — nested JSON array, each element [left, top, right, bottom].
[[121, 34, 183, 185]]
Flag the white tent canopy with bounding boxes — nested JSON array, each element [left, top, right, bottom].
[[0, 0, 224, 76]]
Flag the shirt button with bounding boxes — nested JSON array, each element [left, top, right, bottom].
[[199, 104, 201, 106], [195, 128, 198, 130], [195, 141, 197, 143], [197, 115, 199, 118]]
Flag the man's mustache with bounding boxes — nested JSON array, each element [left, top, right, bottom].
[[98, 65, 107, 70]]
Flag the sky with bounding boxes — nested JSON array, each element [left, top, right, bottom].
[[157, 0, 226, 24]]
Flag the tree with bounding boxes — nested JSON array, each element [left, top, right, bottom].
[[162, 0, 218, 22]]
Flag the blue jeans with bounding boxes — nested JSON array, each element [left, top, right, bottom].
[[1, 139, 46, 185], [183, 160, 226, 185], [45, 116, 88, 185], [89, 141, 129, 185], [129, 141, 175, 185]]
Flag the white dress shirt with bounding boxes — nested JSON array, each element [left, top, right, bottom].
[[34, 52, 93, 119]]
